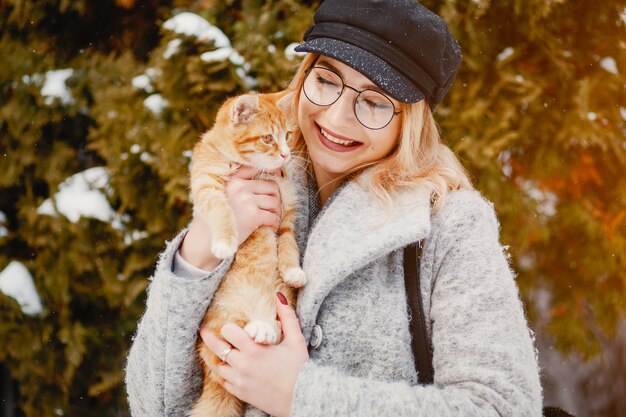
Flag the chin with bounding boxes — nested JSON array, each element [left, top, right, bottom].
[[313, 159, 354, 178]]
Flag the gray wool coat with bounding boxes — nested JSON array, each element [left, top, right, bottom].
[[125, 162, 543, 417]]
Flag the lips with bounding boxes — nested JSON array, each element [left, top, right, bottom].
[[315, 123, 363, 152]]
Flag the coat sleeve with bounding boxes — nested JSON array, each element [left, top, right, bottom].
[[125, 230, 233, 417], [290, 191, 543, 417]]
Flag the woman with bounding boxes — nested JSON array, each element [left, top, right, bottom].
[[125, 1, 543, 416]]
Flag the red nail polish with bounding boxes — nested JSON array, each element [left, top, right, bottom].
[[276, 292, 288, 305]]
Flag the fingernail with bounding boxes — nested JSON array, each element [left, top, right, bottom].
[[276, 292, 288, 305]]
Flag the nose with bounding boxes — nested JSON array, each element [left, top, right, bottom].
[[325, 88, 358, 127]]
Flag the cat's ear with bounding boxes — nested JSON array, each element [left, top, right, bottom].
[[276, 90, 295, 113], [276, 90, 298, 129], [230, 94, 260, 124]]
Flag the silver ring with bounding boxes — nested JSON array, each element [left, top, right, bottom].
[[219, 346, 232, 362]]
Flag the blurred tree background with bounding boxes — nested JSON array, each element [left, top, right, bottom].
[[0, 0, 624, 416]]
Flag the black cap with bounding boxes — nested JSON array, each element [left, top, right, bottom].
[[295, 0, 462, 108]]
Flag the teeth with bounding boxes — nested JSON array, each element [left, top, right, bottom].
[[321, 128, 355, 146]]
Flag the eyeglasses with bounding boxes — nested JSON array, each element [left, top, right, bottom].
[[302, 66, 402, 130]]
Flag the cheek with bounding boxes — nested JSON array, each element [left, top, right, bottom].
[[297, 103, 306, 129], [297, 101, 317, 145], [298, 94, 319, 124], [365, 131, 399, 159], [371, 129, 399, 149], [377, 120, 402, 152]]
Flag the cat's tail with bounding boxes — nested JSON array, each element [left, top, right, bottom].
[[189, 363, 245, 417], [191, 337, 246, 417]]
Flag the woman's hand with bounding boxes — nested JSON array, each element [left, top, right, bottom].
[[180, 166, 283, 271], [225, 165, 283, 246], [200, 293, 309, 417]]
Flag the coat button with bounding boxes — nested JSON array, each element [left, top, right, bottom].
[[309, 325, 323, 349]]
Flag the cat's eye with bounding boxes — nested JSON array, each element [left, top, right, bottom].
[[261, 134, 274, 144], [285, 132, 293, 142]]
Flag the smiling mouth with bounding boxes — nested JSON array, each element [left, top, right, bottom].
[[318, 125, 361, 147]]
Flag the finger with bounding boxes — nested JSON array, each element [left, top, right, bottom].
[[228, 179, 279, 199], [230, 165, 261, 180], [277, 320, 284, 342], [222, 380, 242, 399], [230, 166, 283, 180], [255, 194, 281, 215], [199, 327, 240, 365], [247, 179, 280, 197], [204, 355, 222, 375], [269, 167, 283, 177], [221, 322, 257, 352], [203, 357, 240, 397], [216, 363, 238, 382], [275, 292, 305, 343], [257, 209, 281, 231]]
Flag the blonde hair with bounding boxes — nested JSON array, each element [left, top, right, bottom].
[[288, 53, 472, 212]]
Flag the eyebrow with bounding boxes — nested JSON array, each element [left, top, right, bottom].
[[316, 58, 389, 96]]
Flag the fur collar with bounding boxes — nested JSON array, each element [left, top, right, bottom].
[[287, 163, 432, 341]]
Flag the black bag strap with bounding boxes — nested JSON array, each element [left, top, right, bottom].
[[403, 242, 434, 384], [403, 242, 576, 417]]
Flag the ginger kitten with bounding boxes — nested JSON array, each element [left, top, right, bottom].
[[189, 91, 306, 417]]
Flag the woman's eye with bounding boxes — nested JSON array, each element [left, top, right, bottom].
[[364, 98, 392, 111], [315, 74, 338, 87], [261, 134, 274, 144]]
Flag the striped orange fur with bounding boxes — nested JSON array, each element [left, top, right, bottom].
[[189, 91, 307, 417]]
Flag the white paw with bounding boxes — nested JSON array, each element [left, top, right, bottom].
[[282, 267, 307, 288], [212, 239, 237, 259], [244, 320, 281, 345]]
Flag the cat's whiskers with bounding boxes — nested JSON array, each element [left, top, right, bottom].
[[286, 155, 310, 172]]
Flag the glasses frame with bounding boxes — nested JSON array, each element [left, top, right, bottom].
[[303, 66, 402, 130]]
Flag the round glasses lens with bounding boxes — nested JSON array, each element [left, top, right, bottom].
[[355, 90, 395, 129], [303, 67, 343, 106]]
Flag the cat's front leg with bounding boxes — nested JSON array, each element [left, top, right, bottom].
[[275, 177, 306, 288], [277, 220, 306, 288], [193, 187, 238, 259], [190, 154, 240, 258], [243, 320, 281, 345]]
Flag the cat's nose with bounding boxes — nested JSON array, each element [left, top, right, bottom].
[[281, 153, 289, 159]]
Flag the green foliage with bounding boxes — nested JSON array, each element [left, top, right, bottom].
[[0, 1, 317, 415], [0, 0, 624, 415]]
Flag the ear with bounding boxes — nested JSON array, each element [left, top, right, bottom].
[[276, 90, 298, 128], [230, 94, 260, 124], [276, 90, 295, 113]]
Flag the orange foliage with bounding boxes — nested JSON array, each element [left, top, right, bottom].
[[540, 151, 603, 199], [115, 0, 135, 9]]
